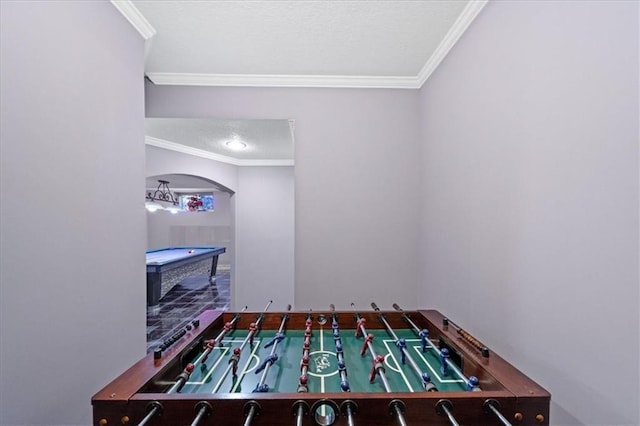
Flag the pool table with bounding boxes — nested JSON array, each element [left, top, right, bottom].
[[146, 246, 226, 307]]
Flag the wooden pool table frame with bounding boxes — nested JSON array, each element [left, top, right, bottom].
[[92, 309, 550, 426], [146, 247, 226, 307]]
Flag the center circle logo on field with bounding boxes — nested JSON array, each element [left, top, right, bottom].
[[307, 350, 339, 378]]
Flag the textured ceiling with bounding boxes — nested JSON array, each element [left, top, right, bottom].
[[115, 0, 487, 162], [134, 0, 468, 77], [118, 0, 486, 88], [145, 118, 294, 165]]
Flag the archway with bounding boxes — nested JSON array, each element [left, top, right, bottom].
[[144, 173, 234, 352]]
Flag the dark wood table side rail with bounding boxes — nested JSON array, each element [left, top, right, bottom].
[[419, 310, 551, 399], [101, 391, 546, 426], [92, 310, 225, 402]]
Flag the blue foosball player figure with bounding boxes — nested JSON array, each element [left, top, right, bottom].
[[255, 354, 278, 374], [253, 383, 269, 393], [440, 347, 449, 376], [467, 375, 481, 392], [264, 332, 285, 348], [396, 339, 407, 364], [419, 329, 429, 352], [422, 372, 438, 392]]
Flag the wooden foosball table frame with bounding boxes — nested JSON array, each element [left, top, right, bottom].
[[92, 308, 550, 425]]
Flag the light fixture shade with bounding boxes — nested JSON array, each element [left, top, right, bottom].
[[145, 201, 163, 212], [165, 205, 181, 214], [225, 139, 247, 151]]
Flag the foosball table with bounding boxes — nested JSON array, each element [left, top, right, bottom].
[[92, 302, 550, 425]]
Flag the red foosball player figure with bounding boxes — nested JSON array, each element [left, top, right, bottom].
[[202, 339, 216, 362], [297, 375, 308, 393], [360, 333, 374, 356], [249, 322, 257, 345], [369, 355, 385, 383], [229, 347, 241, 377], [300, 355, 310, 373]]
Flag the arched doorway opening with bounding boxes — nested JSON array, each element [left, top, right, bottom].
[[145, 173, 234, 352]]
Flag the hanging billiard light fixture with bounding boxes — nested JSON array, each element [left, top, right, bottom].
[[145, 180, 180, 213]]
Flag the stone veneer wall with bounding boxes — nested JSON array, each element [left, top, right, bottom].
[[159, 257, 214, 300]]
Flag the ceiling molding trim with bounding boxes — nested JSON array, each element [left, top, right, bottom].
[[416, 0, 488, 87], [146, 187, 221, 193], [146, 136, 294, 167], [146, 72, 421, 89], [110, 0, 156, 40]]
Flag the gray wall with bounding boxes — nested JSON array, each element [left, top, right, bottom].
[[236, 166, 295, 310], [419, 2, 639, 425], [0, 2, 146, 425], [146, 85, 422, 311]]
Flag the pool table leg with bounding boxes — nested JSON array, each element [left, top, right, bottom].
[[147, 272, 161, 307], [208, 255, 220, 284]]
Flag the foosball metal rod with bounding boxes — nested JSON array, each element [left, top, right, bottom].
[[296, 403, 304, 426], [243, 407, 258, 426], [170, 305, 249, 395], [189, 402, 212, 426], [211, 303, 271, 394], [301, 311, 312, 378], [484, 399, 513, 426], [196, 305, 247, 362], [292, 401, 309, 426], [257, 304, 291, 386], [351, 302, 407, 426], [330, 304, 350, 393], [371, 302, 435, 391], [352, 304, 392, 391], [436, 400, 459, 426], [244, 304, 292, 426], [341, 400, 356, 426], [298, 310, 313, 394], [230, 300, 275, 393], [192, 302, 273, 426], [392, 303, 476, 389], [137, 402, 161, 426]]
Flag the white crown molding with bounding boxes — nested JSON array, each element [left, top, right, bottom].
[[416, 0, 488, 86], [146, 136, 294, 167], [146, 72, 421, 89], [143, 1, 487, 90], [111, 0, 156, 40]]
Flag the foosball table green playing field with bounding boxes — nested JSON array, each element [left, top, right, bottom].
[[92, 303, 550, 425]]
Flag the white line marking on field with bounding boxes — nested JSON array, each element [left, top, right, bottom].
[[230, 339, 262, 392], [383, 340, 414, 392], [408, 343, 464, 384], [185, 340, 235, 385]]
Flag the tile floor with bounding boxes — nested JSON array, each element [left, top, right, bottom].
[[146, 269, 230, 352]]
